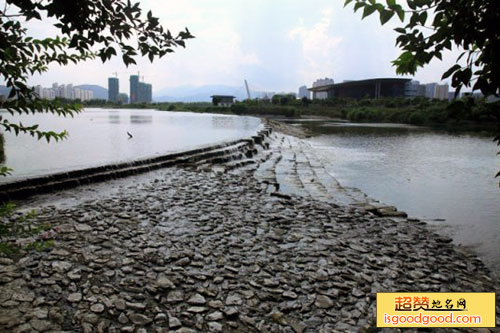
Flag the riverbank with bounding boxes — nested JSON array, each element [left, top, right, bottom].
[[0, 125, 499, 332]]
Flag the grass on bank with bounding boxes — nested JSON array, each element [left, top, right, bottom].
[[0, 203, 55, 257]]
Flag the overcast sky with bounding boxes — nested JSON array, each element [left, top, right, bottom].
[[14, 0, 461, 94]]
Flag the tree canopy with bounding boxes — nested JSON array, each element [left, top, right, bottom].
[[0, 0, 193, 174], [345, 0, 500, 97]]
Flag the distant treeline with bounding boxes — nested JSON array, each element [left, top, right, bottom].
[[80, 94, 500, 130]]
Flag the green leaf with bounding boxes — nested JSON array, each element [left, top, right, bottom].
[[419, 12, 428, 25], [396, 7, 405, 21], [354, 2, 366, 12], [362, 5, 377, 19], [380, 10, 395, 25], [344, 0, 354, 6]]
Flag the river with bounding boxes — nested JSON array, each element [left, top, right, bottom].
[[0, 108, 261, 182], [294, 120, 500, 278]]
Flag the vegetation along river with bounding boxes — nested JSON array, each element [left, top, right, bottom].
[[295, 120, 500, 278]]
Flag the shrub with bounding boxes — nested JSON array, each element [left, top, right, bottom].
[[408, 112, 426, 125]]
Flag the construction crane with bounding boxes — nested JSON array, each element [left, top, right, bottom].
[[111, 72, 130, 78], [244, 80, 251, 100]]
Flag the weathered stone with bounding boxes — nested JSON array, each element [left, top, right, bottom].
[[154, 313, 167, 323], [225, 294, 243, 306], [187, 306, 207, 313], [176, 328, 196, 333], [67, 270, 82, 281], [168, 316, 182, 329], [315, 295, 334, 309], [224, 307, 239, 318], [167, 290, 184, 303], [289, 320, 307, 333], [29, 319, 51, 331], [206, 311, 223, 321], [13, 323, 32, 333], [31, 308, 48, 319], [114, 298, 126, 310], [157, 276, 175, 289], [12, 291, 35, 302], [90, 303, 105, 313], [52, 261, 72, 272], [75, 224, 92, 232], [0, 314, 21, 328], [129, 313, 152, 326], [282, 291, 298, 299], [118, 312, 129, 324], [0, 258, 14, 265], [207, 321, 223, 332], [187, 293, 206, 305], [125, 302, 145, 310], [67, 293, 82, 303]]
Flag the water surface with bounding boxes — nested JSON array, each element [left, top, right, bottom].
[[0, 108, 261, 182], [300, 121, 500, 277]]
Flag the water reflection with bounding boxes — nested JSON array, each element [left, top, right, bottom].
[[304, 123, 421, 137], [211, 116, 235, 129], [130, 115, 153, 124], [108, 114, 121, 124], [1, 108, 261, 182]]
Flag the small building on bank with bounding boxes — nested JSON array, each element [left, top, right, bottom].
[[211, 95, 235, 107], [308, 78, 412, 100]]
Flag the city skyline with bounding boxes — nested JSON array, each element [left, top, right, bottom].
[[18, 1, 465, 95]]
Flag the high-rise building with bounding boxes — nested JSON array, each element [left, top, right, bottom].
[[108, 77, 119, 102], [129, 75, 139, 103], [425, 83, 438, 99], [425, 82, 449, 100], [298, 85, 310, 99], [130, 75, 152, 103], [312, 77, 334, 99], [32, 83, 93, 101], [435, 84, 449, 100], [144, 83, 152, 103]]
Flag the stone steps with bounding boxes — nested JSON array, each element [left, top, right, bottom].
[[274, 143, 309, 198], [252, 133, 407, 216]]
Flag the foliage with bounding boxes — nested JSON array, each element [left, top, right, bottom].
[[271, 94, 296, 106], [344, 0, 500, 97], [0, 203, 53, 255], [0, 0, 193, 175]]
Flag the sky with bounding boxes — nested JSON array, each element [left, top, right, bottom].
[[7, 0, 462, 95]]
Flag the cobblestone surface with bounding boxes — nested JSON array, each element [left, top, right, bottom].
[[0, 131, 499, 332]]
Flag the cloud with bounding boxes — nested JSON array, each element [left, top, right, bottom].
[[289, 8, 343, 85], [23, 0, 260, 92], [17, 0, 461, 95]]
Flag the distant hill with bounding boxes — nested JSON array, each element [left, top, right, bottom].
[[154, 85, 269, 103], [75, 84, 108, 100]]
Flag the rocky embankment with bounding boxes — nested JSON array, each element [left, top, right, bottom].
[[0, 126, 498, 332]]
